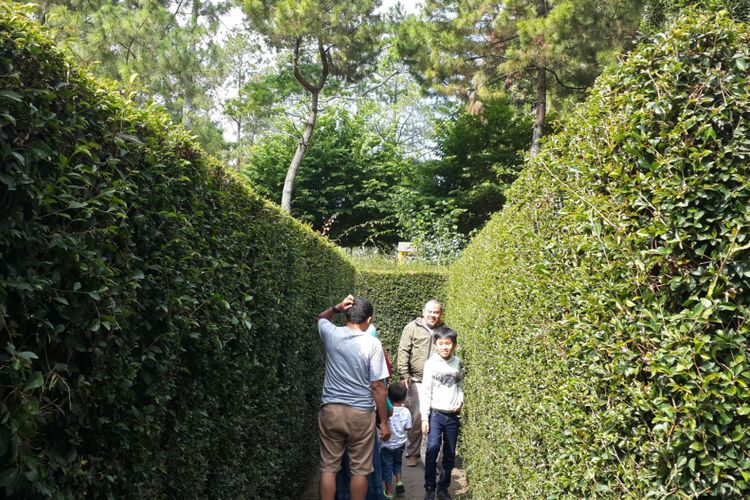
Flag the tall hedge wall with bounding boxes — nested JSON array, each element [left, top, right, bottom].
[[447, 9, 750, 497], [355, 269, 447, 373], [0, 6, 354, 498]]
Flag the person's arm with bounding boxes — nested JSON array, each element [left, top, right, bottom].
[[404, 410, 413, 430], [420, 358, 433, 435], [397, 324, 412, 389], [372, 379, 391, 442], [318, 294, 354, 321], [455, 358, 465, 413]]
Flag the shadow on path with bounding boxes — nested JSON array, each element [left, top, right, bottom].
[[297, 454, 469, 500]]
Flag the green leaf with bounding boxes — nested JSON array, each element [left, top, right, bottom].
[[128, 270, 145, 281], [0, 90, 22, 102], [16, 351, 38, 361], [24, 371, 44, 391]]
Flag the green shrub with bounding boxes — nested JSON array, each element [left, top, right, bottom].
[[447, 8, 750, 497], [355, 267, 447, 372], [0, 5, 354, 498]]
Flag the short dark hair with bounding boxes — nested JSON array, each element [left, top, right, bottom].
[[345, 296, 373, 324], [388, 381, 407, 404], [433, 326, 457, 344]]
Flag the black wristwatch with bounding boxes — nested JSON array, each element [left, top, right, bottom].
[[332, 305, 341, 313]]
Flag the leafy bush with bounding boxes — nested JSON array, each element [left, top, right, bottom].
[[0, 5, 354, 498], [355, 267, 447, 371], [447, 9, 750, 497]]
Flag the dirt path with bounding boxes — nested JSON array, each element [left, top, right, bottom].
[[297, 454, 469, 500]]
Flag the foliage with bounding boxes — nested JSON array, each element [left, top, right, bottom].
[[397, 0, 646, 152], [447, 8, 750, 497], [355, 268, 448, 373], [37, 0, 228, 138], [644, 0, 750, 26], [242, 0, 385, 211], [411, 96, 532, 235], [243, 106, 407, 247], [243, 0, 383, 82], [390, 196, 469, 265], [400, 0, 644, 98], [0, 6, 354, 498]]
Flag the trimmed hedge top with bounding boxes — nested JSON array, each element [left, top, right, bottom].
[[1, 5, 354, 498], [447, 8, 750, 498]]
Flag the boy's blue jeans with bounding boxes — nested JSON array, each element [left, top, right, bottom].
[[380, 444, 405, 484], [424, 410, 460, 493]]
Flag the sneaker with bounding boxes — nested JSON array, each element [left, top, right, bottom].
[[437, 488, 451, 500], [395, 481, 405, 494], [406, 455, 419, 467], [424, 490, 436, 500]]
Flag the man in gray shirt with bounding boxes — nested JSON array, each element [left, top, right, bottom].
[[317, 294, 391, 500]]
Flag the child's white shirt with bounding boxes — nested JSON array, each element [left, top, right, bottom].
[[419, 352, 464, 422], [381, 406, 412, 449]]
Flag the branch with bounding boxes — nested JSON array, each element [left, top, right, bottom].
[[360, 69, 402, 97], [165, 0, 187, 35], [293, 37, 318, 94], [317, 39, 330, 89], [542, 66, 589, 91], [489, 33, 519, 46]]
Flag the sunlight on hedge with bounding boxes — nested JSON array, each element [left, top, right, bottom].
[[448, 8, 750, 497]]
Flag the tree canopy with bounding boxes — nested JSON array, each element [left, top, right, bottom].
[[398, 0, 645, 153], [242, 0, 385, 211]]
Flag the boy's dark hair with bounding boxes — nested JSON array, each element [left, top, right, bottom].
[[388, 381, 407, 404], [433, 326, 457, 344], [345, 296, 373, 324]]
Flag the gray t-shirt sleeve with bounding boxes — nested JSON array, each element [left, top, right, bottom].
[[318, 318, 336, 340], [369, 341, 390, 382]]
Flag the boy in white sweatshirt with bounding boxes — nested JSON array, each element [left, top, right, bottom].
[[419, 327, 464, 500]]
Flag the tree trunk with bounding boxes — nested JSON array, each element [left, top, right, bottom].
[[182, 95, 192, 129], [530, 0, 549, 156], [530, 66, 546, 156], [182, 0, 200, 129], [236, 119, 242, 171], [281, 90, 319, 212], [280, 38, 328, 212]]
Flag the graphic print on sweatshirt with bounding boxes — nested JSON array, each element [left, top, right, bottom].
[[434, 370, 463, 388]]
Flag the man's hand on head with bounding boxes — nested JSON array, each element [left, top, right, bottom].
[[340, 294, 355, 312], [319, 293, 356, 321]]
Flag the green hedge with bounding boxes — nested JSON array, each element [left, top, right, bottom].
[[0, 5, 354, 498], [355, 268, 447, 374], [447, 9, 750, 497]]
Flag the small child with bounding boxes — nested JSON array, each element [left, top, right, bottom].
[[420, 327, 464, 500], [380, 381, 412, 498]]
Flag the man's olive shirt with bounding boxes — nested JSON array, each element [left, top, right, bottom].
[[397, 317, 435, 383]]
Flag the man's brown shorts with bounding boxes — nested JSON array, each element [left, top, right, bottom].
[[318, 403, 375, 476]]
